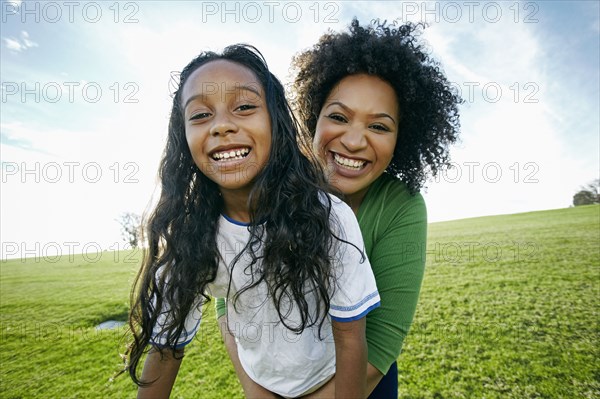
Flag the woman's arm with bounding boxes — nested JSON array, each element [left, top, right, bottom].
[[218, 315, 281, 399], [137, 347, 184, 399], [331, 317, 368, 399], [365, 364, 385, 395], [361, 190, 427, 376]]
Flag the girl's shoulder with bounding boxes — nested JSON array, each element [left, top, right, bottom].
[[321, 191, 357, 223]]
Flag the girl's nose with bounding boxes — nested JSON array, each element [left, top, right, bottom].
[[210, 115, 238, 136]]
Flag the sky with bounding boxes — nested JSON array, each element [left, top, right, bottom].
[[1, 0, 599, 260]]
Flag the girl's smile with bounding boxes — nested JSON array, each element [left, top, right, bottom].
[[182, 60, 272, 195], [210, 146, 250, 162], [208, 144, 253, 172]]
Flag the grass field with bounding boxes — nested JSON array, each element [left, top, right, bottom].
[[1, 205, 598, 398]]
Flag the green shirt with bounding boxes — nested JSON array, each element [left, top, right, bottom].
[[215, 173, 427, 375], [358, 173, 427, 375]]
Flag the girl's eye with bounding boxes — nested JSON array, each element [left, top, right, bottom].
[[236, 104, 257, 112], [327, 113, 347, 123], [370, 123, 391, 132], [189, 112, 211, 121]]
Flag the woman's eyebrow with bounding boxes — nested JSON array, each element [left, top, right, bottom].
[[183, 85, 263, 110], [324, 101, 352, 113], [325, 101, 396, 125], [368, 112, 396, 125]]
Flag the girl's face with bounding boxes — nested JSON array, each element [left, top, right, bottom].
[[182, 60, 272, 195], [313, 74, 399, 208]]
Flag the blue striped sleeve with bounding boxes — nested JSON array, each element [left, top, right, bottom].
[[330, 301, 381, 322]]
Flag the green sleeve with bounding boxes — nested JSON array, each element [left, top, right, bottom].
[[215, 297, 227, 319], [363, 188, 427, 375]]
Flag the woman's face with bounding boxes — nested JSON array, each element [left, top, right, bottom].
[[313, 74, 399, 206], [182, 60, 272, 195]]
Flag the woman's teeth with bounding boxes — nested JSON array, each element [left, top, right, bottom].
[[212, 148, 250, 161], [334, 153, 365, 170]]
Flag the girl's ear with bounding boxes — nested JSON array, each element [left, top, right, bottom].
[[169, 71, 181, 98]]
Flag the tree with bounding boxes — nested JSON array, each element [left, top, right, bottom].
[[116, 212, 142, 248], [572, 179, 600, 206]]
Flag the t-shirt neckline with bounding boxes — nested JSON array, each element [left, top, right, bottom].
[[221, 213, 251, 227]]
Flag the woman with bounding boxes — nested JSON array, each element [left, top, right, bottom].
[[218, 19, 461, 398]]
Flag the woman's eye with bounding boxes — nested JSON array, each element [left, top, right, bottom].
[[370, 124, 390, 132], [327, 113, 347, 123], [189, 112, 210, 121]]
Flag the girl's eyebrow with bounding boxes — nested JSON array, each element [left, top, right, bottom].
[[183, 85, 262, 110], [325, 101, 397, 125]]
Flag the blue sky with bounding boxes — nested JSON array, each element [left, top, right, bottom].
[[1, 1, 599, 259]]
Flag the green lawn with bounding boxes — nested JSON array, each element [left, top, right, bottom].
[[1, 205, 598, 398]]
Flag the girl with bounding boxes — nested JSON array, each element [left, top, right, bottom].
[[126, 44, 380, 399]]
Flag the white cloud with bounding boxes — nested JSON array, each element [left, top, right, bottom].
[[2, 30, 38, 52], [3, 37, 23, 51], [21, 30, 36, 47]]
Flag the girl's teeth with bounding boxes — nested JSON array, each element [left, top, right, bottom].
[[213, 148, 250, 161]]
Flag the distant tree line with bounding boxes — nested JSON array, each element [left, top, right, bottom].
[[573, 179, 599, 206], [116, 212, 141, 248]]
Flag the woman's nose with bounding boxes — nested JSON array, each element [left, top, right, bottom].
[[340, 126, 367, 152]]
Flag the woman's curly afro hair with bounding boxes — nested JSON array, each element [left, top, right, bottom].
[[292, 18, 462, 194]]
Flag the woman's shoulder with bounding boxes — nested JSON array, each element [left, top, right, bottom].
[[363, 173, 426, 219], [359, 174, 427, 247]]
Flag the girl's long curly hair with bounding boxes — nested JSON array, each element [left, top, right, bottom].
[[127, 44, 339, 386], [292, 18, 462, 194]]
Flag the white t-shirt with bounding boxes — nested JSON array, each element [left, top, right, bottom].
[[151, 195, 380, 397]]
